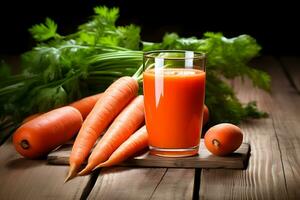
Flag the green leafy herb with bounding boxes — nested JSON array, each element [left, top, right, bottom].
[[29, 18, 59, 42], [0, 60, 11, 80], [0, 6, 270, 139]]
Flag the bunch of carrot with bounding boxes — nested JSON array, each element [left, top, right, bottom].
[[13, 75, 212, 182], [13, 76, 149, 182]]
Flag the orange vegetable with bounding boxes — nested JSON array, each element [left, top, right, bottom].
[[22, 113, 42, 124], [203, 104, 209, 125], [204, 123, 243, 156], [69, 93, 103, 119], [66, 76, 139, 182], [78, 95, 145, 175], [13, 106, 83, 159], [95, 125, 148, 169], [22, 93, 103, 123]]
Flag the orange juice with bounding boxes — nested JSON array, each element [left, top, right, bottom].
[[143, 68, 206, 157]]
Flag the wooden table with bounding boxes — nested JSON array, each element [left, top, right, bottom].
[[1, 56, 299, 199]]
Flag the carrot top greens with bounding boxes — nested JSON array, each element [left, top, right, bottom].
[[0, 6, 269, 141]]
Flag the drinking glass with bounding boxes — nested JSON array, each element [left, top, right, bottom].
[[143, 50, 206, 157]]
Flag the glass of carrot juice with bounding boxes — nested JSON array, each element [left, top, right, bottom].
[[143, 50, 206, 157]]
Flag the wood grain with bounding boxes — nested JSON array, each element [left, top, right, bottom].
[[279, 56, 300, 92], [259, 57, 300, 199], [0, 139, 91, 200], [47, 140, 250, 169], [149, 168, 195, 200], [88, 167, 195, 200], [88, 167, 167, 200], [200, 56, 297, 199]]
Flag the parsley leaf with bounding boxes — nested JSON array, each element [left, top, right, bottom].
[[29, 18, 59, 42]]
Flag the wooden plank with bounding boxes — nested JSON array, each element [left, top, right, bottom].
[[88, 168, 194, 200], [48, 140, 250, 169], [149, 168, 195, 200], [200, 119, 288, 199], [87, 167, 167, 200], [0, 139, 92, 200], [279, 56, 300, 92], [259, 57, 300, 199], [200, 56, 293, 199]]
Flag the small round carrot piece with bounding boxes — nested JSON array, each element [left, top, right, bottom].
[[13, 106, 83, 159], [204, 123, 243, 156]]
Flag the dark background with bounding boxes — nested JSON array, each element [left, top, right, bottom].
[[0, 0, 299, 55]]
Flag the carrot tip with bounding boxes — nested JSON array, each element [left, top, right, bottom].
[[78, 164, 94, 176], [93, 166, 102, 171], [64, 164, 77, 183], [94, 161, 109, 170], [93, 165, 103, 171]]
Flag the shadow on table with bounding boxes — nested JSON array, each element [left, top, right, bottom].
[[5, 157, 46, 170]]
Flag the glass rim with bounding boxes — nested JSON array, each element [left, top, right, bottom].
[[144, 50, 206, 60]]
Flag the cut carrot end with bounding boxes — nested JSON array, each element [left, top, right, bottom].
[[20, 140, 30, 149], [212, 139, 221, 148], [64, 164, 77, 183]]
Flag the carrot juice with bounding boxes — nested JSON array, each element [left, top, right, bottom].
[[143, 68, 206, 157]]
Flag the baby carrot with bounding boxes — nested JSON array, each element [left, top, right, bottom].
[[13, 106, 83, 159], [66, 76, 139, 182], [78, 95, 145, 175]]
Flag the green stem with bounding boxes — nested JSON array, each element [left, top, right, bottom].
[[89, 71, 123, 76], [132, 64, 144, 81]]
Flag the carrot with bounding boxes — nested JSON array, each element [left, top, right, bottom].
[[204, 123, 243, 156], [13, 106, 83, 159], [78, 95, 145, 175], [203, 104, 209, 125], [22, 93, 103, 123], [95, 125, 148, 168], [69, 93, 103, 119], [66, 76, 139, 182], [22, 113, 42, 124]]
